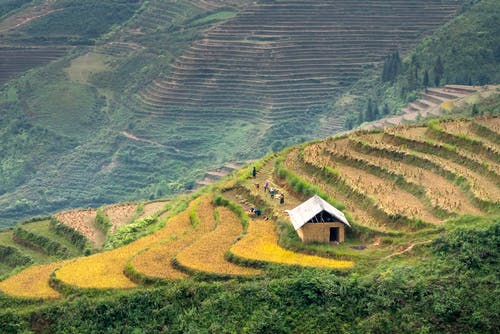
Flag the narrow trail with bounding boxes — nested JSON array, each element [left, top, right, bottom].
[[0, 6, 63, 33], [121, 131, 187, 153], [383, 240, 432, 260]]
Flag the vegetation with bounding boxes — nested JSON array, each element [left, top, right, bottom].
[[0, 1, 498, 331], [0, 0, 479, 227]]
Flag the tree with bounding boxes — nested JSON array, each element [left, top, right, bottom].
[[382, 104, 390, 115], [433, 56, 444, 86], [364, 99, 373, 122], [381, 51, 402, 82], [423, 70, 430, 87], [471, 104, 479, 116]]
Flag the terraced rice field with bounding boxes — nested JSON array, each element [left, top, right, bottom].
[[103, 203, 138, 233], [139, 201, 168, 218], [323, 138, 482, 216], [387, 126, 500, 175], [230, 218, 353, 269], [54, 196, 209, 288], [281, 118, 499, 233], [0, 261, 69, 299], [126, 0, 461, 154], [176, 206, 261, 276], [0, 45, 69, 84], [129, 196, 215, 280], [54, 209, 104, 248]]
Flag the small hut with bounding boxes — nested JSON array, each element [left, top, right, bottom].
[[287, 195, 351, 243]]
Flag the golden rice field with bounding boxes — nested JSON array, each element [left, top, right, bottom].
[[129, 196, 214, 280], [176, 207, 261, 276], [0, 261, 69, 299], [55, 196, 207, 288], [230, 219, 354, 269]]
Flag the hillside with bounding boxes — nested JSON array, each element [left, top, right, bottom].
[[0, 0, 484, 227], [0, 115, 498, 332]]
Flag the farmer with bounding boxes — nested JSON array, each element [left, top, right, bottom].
[[252, 166, 257, 178], [280, 192, 285, 205], [269, 188, 275, 198], [263, 180, 269, 192]]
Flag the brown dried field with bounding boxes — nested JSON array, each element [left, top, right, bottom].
[[356, 133, 500, 203], [325, 139, 483, 215], [103, 203, 138, 233], [140, 201, 168, 218], [440, 121, 499, 153], [54, 209, 105, 248], [388, 126, 500, 175], [303, 144, 441, 224], [476, 117, 500, 133], [285, 148, 392, 232]]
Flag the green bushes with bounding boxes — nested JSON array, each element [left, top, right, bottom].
[[49, 217, 90, 251], [94, 208, 111, 234], [0, 245, 33, 267], [13, 225, 69, 257]]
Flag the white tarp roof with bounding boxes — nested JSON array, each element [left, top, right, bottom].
[[286, 195, 351, 230]]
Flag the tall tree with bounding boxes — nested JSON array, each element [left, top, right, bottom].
[[433, 56, 444, 86], [423, 70, 430, 87]]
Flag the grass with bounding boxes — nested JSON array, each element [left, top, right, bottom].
[[190, 10, 237, 26], [0, 230, 53, 264], [64, 52, 115, 84], [22, 220, 82, 257]]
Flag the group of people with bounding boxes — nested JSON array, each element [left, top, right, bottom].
[[250, 167, 285, 205], [263, 180, 285, 204]]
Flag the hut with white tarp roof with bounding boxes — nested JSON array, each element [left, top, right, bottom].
[[286, 195, 351, 243]]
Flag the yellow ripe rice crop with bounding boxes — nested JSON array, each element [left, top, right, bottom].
[[55, 196, 207, 288], [130, 196, 215, 280], [230, 219, 353, 269], [0, 261, 69, 299], [55, 248, 138, 289], [176, 207, 261, 276]]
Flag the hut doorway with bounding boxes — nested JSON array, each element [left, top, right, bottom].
[[329, 227, 340, 242]]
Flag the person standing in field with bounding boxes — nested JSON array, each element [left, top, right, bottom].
[[252, 166, 256, 178], [280, 192, 285, 205], [263, 180, 269, 192]]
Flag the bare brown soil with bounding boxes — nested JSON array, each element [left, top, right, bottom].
[[103, 204, 137, 233], [54, 209, 105, 248], [140, 201, 168, 218]]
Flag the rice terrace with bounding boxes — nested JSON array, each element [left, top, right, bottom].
[[0, 0, 499, 333]]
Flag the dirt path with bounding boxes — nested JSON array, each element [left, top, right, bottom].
[[0, 1, 62, 33], [121, 131, 187, 153], [383, 240, 432, 260]]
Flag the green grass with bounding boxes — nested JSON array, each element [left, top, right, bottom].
[[21, 220, 82, 257], [0, 230, 52, 263], [190, 10, 237, 26]]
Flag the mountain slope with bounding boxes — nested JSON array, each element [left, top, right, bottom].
[[1, 0, 495, 227]]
